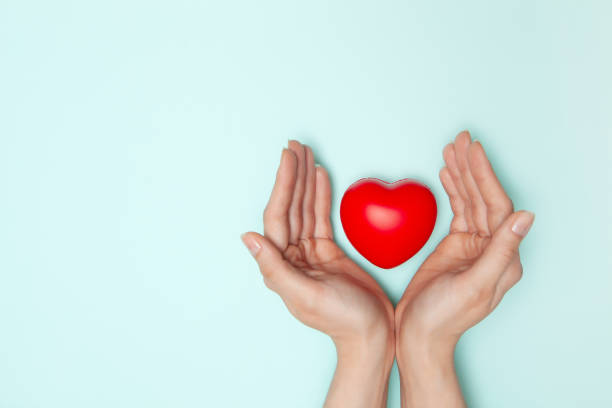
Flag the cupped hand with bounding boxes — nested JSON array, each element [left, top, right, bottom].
[[242, 140, 394, 353], [394, 131, 534, 407], [242, 140, 395, 407], [395, 130, 534, 367]]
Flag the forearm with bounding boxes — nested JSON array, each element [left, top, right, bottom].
[[324, 337, 394, 408], [397, 339, 466, 408]]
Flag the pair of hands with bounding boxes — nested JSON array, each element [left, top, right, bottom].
[[241, 131, 534, 408]]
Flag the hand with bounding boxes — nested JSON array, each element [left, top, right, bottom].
[[395, 131, 535, 407], [242, 140, 395, 408]]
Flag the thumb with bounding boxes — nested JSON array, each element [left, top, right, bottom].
[[469, 210, 535, 284], [240, 231, 316, 298]]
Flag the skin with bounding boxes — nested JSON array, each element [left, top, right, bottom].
[[241, 140, 395, 408], [242, 132, 534, 406], [395, 131, 534, 407]]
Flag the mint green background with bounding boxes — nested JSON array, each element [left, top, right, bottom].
[[1, 1, 611, 407]]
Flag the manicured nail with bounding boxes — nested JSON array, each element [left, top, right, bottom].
[[511, 211, 535, 237], [241, 233, 261, 257]]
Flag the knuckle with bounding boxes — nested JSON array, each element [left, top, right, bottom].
[[475, 234, 491, 253], [460, 275, 494, 307], [498, 244, 518, 263], [470, 285, 495, 306], [511, 264, 524, 285], [262, 276, 274, 290], [262, 205, 274, 222], [263, 203, 287, 222], [491, 198, 514, 215], [464, 232, 488, 258], [450, 197, 465, 213], [260, 267, 275, 282], [463, 233, 475, 254]]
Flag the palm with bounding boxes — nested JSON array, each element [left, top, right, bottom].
[[259, 141, 393, 342], [285, 238, 392, 338]]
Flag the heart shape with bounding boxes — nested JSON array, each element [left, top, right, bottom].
[[340, 178, 437, 269]]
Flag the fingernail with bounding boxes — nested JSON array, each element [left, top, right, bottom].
[[241, 233, 261, 257], [511, 211, 535, 237]]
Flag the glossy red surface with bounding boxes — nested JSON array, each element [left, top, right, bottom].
[[340, 178, 437, 269]]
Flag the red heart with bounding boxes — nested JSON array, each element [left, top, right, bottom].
[[340, 178, 437, 269]]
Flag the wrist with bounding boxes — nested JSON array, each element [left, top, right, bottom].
[[396, 331, 465, 408], [397, 329, 457, 369], [336, 334, 395, 373], [324, 330, 395, 408], [338, 323, 394, 356]]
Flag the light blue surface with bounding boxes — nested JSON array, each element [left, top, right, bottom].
[[1, 1, 611, 407]]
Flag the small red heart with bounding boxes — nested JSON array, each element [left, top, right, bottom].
[[340, 178, 437, 269]]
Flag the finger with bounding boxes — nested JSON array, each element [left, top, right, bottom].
[[300, 145, 316, 240], [463, 210, 534, 288], [453, 131, 490, 236], [314, 166, 333, 239], [443, 142, 476, 232], [288, 140, 306, 245], [263, 148, 297, 250], [241, 231, 319, 300], [468, 141, 514, 233], [439, 166, 469, 233]]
